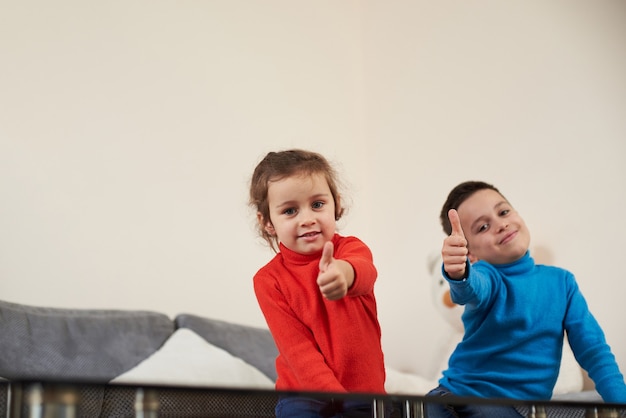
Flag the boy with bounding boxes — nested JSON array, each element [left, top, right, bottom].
[[426, 181, 626, 417]]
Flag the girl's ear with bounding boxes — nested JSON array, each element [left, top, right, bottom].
[[334, 195, 342, 220], [258, 212, 275, 235], [264, 223, 275, 235]]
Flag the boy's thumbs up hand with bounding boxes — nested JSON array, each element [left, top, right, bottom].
[[317, 241, 352, 301], [449, 209, 465, 239], [442, 209, 469, 280]]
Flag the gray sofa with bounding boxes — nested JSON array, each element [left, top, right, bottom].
[[0, 299, 279, 417], [1, 299, 621, 418]]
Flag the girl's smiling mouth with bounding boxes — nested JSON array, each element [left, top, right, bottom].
[[299, 231, 320, 239]]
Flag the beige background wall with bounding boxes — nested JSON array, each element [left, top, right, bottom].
[[1, 1, 625, 379]]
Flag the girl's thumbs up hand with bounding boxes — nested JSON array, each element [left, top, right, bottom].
[[317, 241, 353, 300]]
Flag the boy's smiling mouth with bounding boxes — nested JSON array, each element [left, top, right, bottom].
[[499, 230, 517, 245]]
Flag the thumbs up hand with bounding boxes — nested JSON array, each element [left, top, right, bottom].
[[318, 240, 334, 272], [442, 209, 469, 280], [317, 241, 353, 300]]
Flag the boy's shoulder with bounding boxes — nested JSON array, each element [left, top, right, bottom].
[[472, 255, 575, 279], [534, 262, 574, 276]]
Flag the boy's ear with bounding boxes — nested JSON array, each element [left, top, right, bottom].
[[467, 251, 479, 264], [257, 212, 275, 235]]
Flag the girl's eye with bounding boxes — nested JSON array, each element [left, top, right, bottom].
[[283, 208, 296, 215], [499, 209, 510, 216], [312, 201, 324, 209]]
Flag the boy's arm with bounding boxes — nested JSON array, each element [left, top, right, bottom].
[[565, 280, 626, 403]]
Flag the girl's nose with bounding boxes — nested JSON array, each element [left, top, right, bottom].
[[299, 208, 316, 225]]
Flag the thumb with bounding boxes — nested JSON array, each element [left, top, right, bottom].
[[319, 241, 334, 271], [448, 209, 465, 238]]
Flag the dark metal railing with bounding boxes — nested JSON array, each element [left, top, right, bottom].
[[3, 380, 625, 418]]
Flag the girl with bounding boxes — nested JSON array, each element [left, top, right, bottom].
[[249, 149, 389, 418]]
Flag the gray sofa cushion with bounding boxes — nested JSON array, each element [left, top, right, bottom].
[[174, 314, 278, 382], [0, 299, 174, 382]]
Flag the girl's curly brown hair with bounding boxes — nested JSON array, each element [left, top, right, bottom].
[[249, 149, 344, 252]]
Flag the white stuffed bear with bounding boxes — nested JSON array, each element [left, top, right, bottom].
[[384, 253, 464, 395], [385, 249, 584, 396]]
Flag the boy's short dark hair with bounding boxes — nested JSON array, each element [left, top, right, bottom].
[[440, 181, 503, 235]]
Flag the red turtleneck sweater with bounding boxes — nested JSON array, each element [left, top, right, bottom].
[[253, 234, 386, 393]]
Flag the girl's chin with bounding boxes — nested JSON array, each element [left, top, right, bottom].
[[296, 242, 325, 255], [301, 246, 324, 255]]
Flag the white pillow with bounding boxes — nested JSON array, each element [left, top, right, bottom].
[[111, 328, 274, 389], [552, 339, 584, 395], [385, 367, 437, 395]]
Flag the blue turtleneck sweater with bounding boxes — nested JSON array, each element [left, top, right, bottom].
[[440, 251, 626, 403]]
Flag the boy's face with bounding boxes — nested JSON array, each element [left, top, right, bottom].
[[457, 188, 530, 265], [261, 172, 337, 255]]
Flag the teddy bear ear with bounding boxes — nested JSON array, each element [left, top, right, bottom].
[[426, 251, 440, 274], [428, 251, 465, 333]]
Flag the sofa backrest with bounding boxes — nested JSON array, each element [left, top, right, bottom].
[[0, 299, 174, 382], [174, 314, 278, 382]]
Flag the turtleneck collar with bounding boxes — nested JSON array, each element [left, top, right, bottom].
[[277, 234, 340, 266], [482, 250, 535, 276], [279, 243, 322, 266]]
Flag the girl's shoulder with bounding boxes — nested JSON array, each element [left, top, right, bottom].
[[333, 234, 372, 255]]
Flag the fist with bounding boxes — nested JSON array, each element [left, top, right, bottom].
[[442, 209, 468, 280], [317, 242, 350, 300]]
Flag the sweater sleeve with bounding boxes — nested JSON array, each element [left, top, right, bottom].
[[334, 236, 378, 297], [445, 261, 496, 309], [564, 279, 626, 403], [253, 270, 346, 392]]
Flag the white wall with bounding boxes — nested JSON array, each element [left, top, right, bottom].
[[360, 0, 626, 377], [1, 1, 625, 380]]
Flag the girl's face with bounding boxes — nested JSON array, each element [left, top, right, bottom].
[[457, 188, 531, 265], [261, 172, 337, 255]]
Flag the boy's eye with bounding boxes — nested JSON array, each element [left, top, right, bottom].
[[477, 223, 489, 233], [312, 201, 324, 209], [283, 208, 297, 215], [499, 209, 510, 216]]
